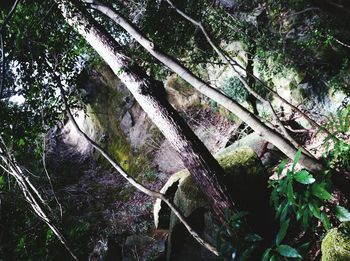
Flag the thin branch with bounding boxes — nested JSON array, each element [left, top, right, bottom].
[[54, 73, 219, 256], [0, 137, 77, 260], [164, 0, 314, 156], [0, 33, 5, 98], [282, 7, 320, 19], [167, 0, 329, 140], [41, 108, 63, 218]]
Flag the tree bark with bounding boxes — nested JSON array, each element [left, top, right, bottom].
[[54, 0, 235, 223], [83, 0, 324, 173]]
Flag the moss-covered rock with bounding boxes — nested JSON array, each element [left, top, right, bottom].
[[322, 222, 350, 261], [165, 147, 271, 260], [163, 147, 269, 227], [153, 170, 190, 229], [170, 174, 208, 227], [79, 67, 152, 178], [218, 147, 269, 215]]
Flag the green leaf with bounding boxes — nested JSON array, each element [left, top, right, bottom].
[[294, 170, 315, 184], [16, 237, 26, 251], [46, 228, 54, 244], [280, 202, 290, 222], [335, 206, 350, 222], [262, 248, 271, 261], [311, 183, 332, 200], [302, 208, 309, 229], [308, 202, 321, 219], [321, 212, 331, 230], [270, 255, 277, 261], [277, 245, 302, 258], [270, 188, 279, 207], [18, 138, 26, 146], [277, 159, 287, 177], [276, 218, 290, 245], [292, 148, 302, 171], [287, 182, 295, 203]]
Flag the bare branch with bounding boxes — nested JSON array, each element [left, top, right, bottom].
[[0, 137, 77, 260]]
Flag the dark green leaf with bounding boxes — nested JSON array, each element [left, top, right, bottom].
[[0, 176, 5, 189], [276, 218, 290, 245], [321, 212, 331, 230], [239, 245, 256, 261], [308, 202, 321, 219], [277, 245, 302, 258], [335, 206, 350, 222], [294, 170, 315, 184], [262, 248, 271, 261], [287, 182, 295, 203], [311, 183, 332, 200], [292, 148, 302, 171], [302, 208, 309, 229], [280, 202, 290, 222], [270, 255, 277, 261], [277, 159, 287, 177]]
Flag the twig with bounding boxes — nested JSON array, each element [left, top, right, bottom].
[[282, 7, 320, 19], [0, 137, 77, 260], [42, 133, 63, 218], [334, 37, 350, 49]]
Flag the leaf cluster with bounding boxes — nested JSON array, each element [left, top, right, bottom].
[[323, 104, 350, 171], [265, 149, 350, 260], [217, 210, 262, 260]]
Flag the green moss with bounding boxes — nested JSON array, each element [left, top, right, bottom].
[[179, 174, 205, 201], [87, 79, 150, 178], [217, 147, 266, 177], [322, 222, 350, 261], [171, 147, 268, 218]]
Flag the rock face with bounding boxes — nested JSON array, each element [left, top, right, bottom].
[[155, 146, 271, 260], [154, 170, 190, 229], [321, 222, 350, 261]]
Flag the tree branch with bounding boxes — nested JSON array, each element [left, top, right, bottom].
[[164, 0, 315, 157], [82, 0, 323, 172]]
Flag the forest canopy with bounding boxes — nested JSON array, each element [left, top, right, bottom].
[[1, 0, 350, 260]]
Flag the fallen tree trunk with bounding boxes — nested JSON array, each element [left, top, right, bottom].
[[54, 0, 235, 223]]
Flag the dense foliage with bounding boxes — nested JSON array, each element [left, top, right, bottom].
[[1, 0, 350, 260]]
